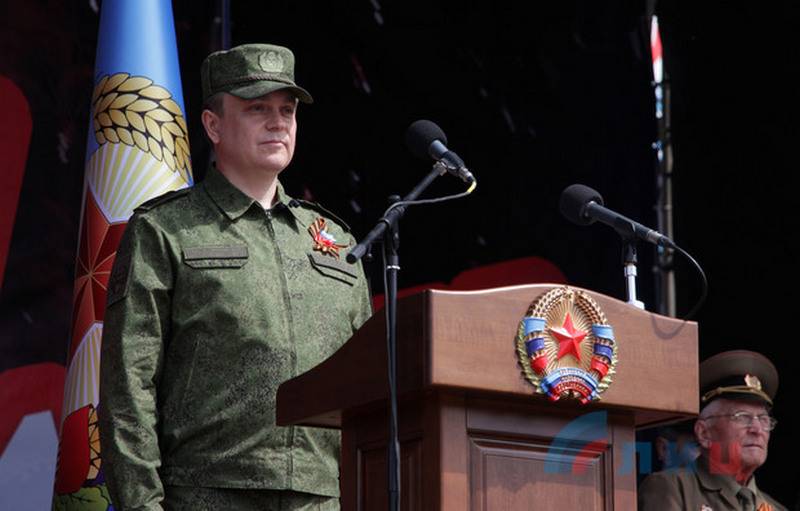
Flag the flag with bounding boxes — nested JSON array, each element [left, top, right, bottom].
[[53, 1, 193, 508], [651, 15, 664, 120], [651, 15, 663, 85]]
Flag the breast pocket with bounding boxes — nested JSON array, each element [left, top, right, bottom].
[[182, 245, 249, 269], [308, 252, 358, 286]]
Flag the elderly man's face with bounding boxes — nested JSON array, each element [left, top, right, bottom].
[[205, 90, 298, 176], [696, 399, 771, 477]]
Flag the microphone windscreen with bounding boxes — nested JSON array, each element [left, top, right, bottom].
[[559, 184, 604, 226], [405, 120, 448, 160]]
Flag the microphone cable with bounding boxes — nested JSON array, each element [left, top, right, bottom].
[[378, 163, 477, 227], [672, 243, 708, 321]]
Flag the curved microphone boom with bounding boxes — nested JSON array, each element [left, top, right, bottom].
[[405, 120, 475, 184], [559, 184, 676, 248]]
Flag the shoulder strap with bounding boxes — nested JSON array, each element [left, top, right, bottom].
[[134, 188, 191, 213]]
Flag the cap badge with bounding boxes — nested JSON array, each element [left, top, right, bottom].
[[259, 51, 285, 73], [308, 217, 348, 259], [515, 286, 618, 404], [744, 373, 762, 391]]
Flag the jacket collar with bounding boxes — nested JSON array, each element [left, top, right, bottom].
[[203, 165, 301, 223], [695, 454, 745, 509]]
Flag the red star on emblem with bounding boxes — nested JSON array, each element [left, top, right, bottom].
[[550, 312, 587, 362]]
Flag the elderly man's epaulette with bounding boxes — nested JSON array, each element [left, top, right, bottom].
[[291, 199, 352, 233], [134, 188, 191, 213]]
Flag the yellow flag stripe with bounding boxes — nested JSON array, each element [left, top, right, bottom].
[[62, 324, 102, 425], [87, 142, 189, 222]]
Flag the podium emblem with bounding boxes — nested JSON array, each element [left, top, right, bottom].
[[515, 286, 617, 404]]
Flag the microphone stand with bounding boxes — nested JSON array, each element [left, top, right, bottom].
[[347, 161, 448, 511], [383, 211, 401, 511], [347, 161, 446, 264], [622, 238, 645, 310], [607, 217, 646, 310]]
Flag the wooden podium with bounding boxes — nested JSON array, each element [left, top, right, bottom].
[[277, 285, 698, 510]]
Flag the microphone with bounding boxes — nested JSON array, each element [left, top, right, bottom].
[[559, 184, 676, 248], [405, 120, 475, 183]]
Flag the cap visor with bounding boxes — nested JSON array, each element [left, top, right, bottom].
[[228, 81, 313, 104], [701, 390, 773, 409]]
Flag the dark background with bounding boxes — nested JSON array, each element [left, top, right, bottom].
[[1, 0, 797, 504]]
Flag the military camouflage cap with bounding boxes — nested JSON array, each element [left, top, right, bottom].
[[700, 350, 778, 408], [201, 43, 313, 104]]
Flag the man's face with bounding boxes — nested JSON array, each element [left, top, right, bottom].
[[206, 90, 298, 176], [697, 400, 771, 476]]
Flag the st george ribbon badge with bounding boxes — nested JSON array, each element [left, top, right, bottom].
[[515, 286, 618, 404], [308, 217, 348, 258]]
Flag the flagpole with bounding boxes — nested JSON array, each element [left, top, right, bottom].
[[221, 0, 231, 50], [650, 15, 677, 317]]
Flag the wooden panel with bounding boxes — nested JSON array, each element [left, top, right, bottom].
[[465, 396, 641, 510], [343, 395, 434, 511], [343, 390, 641, 511], [358, 438, 422, 511], [439, 393, 468, 511], [469, 435, 608, 511], [427, 285, 699, 422], [611, 414, 637, 510], [359, 441, 388, 509], [467, 396, 590, 438]]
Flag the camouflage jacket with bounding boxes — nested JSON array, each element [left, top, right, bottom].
[[98, 166, 372, 510]]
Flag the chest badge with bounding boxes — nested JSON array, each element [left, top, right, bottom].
[[308, 217, 348, 259], [515, 286, 618, 404]]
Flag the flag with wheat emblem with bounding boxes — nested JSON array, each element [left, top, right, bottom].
[[53, 1, 193, 509]]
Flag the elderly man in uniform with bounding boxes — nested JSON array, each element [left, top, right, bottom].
[[99, 43, 372, 510], [639, 350, 787, 511]]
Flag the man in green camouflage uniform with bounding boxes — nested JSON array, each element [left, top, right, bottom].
[[99, 43, 372, 511]]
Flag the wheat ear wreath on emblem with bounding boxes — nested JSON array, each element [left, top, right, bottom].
[[91, 73, 192, 182]]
